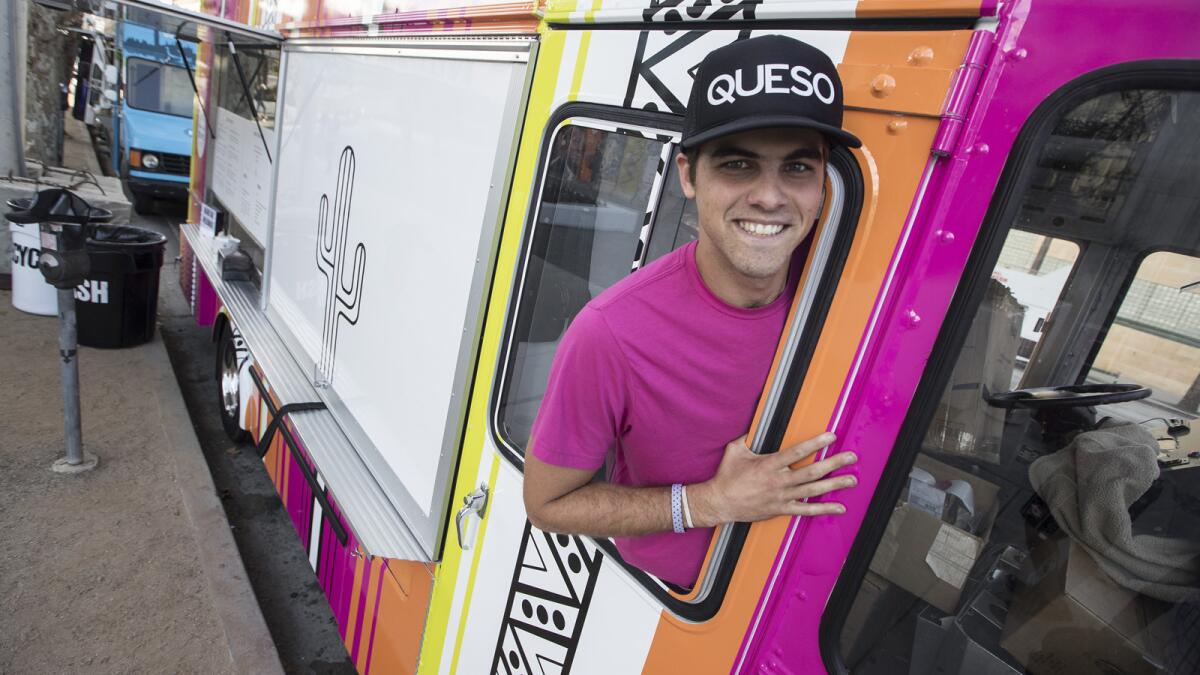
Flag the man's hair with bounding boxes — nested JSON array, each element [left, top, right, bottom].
[[683, 146, 700, 184]]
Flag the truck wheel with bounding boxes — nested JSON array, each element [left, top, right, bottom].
[[217, 326, 251, 443]]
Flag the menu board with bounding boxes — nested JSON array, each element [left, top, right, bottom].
[[210, 107, 273, 245]]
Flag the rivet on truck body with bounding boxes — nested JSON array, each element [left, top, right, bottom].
[[902, 309, 921, 328], [907, 45, 935, 65], [870, 73, 896, 98], [887, 118, 908, 134], [936, 229, 956, 244]]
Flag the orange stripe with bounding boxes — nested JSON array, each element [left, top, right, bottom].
[[364, 561, 436, 674], [356, 558, 384, 673], [344, 553, 367, 655], [641, 29, 972, 672], [280, 421, 291, 505], [856, 0, 982, 18], [275, 434, 285, 491]]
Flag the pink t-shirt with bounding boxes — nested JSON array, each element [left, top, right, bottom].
[[530, 241, 798, 588]]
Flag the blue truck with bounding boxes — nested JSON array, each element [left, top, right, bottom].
[[109, 21, 197, 213]]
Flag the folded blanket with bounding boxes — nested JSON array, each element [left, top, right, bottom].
[[1030, 421, 1200, 602]]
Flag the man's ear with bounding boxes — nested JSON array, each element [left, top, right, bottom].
[[676, 151, 697, 200]]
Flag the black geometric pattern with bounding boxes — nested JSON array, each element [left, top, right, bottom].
[[492, 523, 604, 675], [622, 29, 754, 114]]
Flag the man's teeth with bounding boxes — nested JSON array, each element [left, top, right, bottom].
[[738, 221, 785, 237]]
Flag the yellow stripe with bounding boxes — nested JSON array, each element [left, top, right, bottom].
[[416, 26, 568, 675], [567, 2, 602, 100]]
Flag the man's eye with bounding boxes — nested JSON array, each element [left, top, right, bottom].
[[720, 159, 751, 171], [785, 162, 813, 174]]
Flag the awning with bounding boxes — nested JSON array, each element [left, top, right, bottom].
[[72, 0, 282, 43]]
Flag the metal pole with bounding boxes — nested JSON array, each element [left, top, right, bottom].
[[58, 287, 82, 462], [52, 285, 97, 473]]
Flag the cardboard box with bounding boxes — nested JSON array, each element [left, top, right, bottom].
[[1000, 541, 1170, 675], [840, 571, 919, 668], [924, 280, 1024, 464], [869, 455, 1001, 614]]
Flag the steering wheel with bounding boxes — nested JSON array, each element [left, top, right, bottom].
[[985, 383, 1152, 409]]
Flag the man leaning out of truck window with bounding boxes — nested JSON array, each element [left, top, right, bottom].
[[524, 36, 863, 592]]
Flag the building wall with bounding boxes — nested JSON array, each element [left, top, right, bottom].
[[24, 5, 82, 166]]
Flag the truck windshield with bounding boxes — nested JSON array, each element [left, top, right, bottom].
[[126, 57, 193, 118]]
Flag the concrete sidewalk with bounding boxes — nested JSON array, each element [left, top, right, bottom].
[[0, 288, 282, 673]]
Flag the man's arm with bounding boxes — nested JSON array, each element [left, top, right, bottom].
[[524, 432, 857, 537], [524, 454, 674, 537]]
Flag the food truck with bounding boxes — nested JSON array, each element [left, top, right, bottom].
[[112, 0, 1200, 671]]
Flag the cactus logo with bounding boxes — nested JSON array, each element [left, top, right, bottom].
[[314, 146, 366, 387]]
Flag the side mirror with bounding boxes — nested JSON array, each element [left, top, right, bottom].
[[103, 89, 117, 103], [104, 64, 118, 84]]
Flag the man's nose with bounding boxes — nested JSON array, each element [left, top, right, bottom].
[[745, 172, 787, 211]]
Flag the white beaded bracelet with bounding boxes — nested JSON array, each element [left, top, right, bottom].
[[670, 483, 685, 533], [681, 485, 695, 530]]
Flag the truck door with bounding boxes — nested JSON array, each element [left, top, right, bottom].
[[432, 21, 980, 675], [806, 25, 1200, 675]]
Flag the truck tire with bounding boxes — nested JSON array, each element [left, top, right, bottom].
[[216, 325, 251, 443]]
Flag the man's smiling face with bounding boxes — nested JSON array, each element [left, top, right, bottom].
[[678, 127, 827, 307]]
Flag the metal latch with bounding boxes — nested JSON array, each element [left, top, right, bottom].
[[455, 483, 489, 550]]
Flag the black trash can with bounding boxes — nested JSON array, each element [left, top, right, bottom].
[[75, 225, 168, 348]]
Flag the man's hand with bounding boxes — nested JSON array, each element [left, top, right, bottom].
[[523, 432, 856, 539], [688, 433, 856, 527]]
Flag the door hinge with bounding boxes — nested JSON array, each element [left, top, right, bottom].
[[931, 30, 997, 157]]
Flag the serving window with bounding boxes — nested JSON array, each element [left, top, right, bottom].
[[832, 83, 1200, 673], [205, 41, 281, 258]]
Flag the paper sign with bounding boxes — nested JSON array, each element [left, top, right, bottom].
[[945, 479, 976, 516], [200, 202, 218, 237], [925, 523, 981, 589], [908, 478, 947, 518]]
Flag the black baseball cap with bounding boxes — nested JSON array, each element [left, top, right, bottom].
[[681, 35, 861, 150]]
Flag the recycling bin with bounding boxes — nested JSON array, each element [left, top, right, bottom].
[[6, 197, 57, 315]]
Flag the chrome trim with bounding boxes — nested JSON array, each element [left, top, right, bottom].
[[753, 167, 847, 454], [282, 36, 535, 63], [259, 47, 288, 313]]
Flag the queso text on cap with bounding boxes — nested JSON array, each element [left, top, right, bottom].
[[681, 35, 862, 150]]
